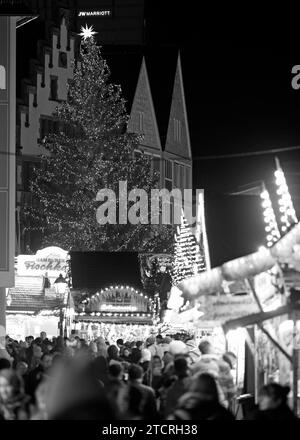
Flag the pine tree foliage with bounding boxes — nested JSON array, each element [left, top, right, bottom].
[[26, 37, 173, 251], [172, 212, 206, 285]]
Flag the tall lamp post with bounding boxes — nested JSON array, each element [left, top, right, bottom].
[[54, 274, 68, 337]]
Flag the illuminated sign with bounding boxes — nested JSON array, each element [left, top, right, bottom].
[[17, 247, 68, 278], [78, 10, 112, 18], [100, 304, 137, 312]]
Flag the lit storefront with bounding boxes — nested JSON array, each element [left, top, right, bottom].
[[6, 247, 69, 340]]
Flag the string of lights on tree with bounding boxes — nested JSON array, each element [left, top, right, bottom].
[[274, 157, 298, 234], [25, 27, 173, 253], [172, 212, 206, 286]]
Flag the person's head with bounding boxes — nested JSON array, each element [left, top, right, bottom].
[[41, 353, 53, 371], [152, 355, 162, 369], [107, 345, 119, 360], [146, 336, 155, 347], [26, 335, 34, 345], [16, 361, 28, 376], [33, 343, 43, 358], [128, 364, 144, 384], [174, 356, 188, 378], [190, 373, 219, 404], [162, 351, 173, 367], [259, 383, 290, 411], [40, 331, 47, 341], [136, 341, 143, 350], [89, 342, 98, 354], [108, 362, 123, 381], [123, 348, 130, 358], [116, 339, 124, 348], [222, 352, 237, 369], [0, 369, 24, 402], [198, 340, 213, 355]]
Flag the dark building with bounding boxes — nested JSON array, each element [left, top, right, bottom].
[[77, 0, 145, 45]]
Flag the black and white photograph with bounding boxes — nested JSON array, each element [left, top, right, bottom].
[[0, 0, 300, 429]]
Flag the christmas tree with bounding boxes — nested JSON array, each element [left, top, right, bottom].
[[172, 212, 206, 285], [26, 36, 173, 252]]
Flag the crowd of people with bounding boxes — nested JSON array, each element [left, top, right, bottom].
[[0, 331, 297, 420]]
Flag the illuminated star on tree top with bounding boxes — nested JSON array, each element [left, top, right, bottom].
[[79, 24, 97, 40]]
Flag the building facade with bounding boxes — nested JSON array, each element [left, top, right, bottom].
[[16, 7, 77, 253]]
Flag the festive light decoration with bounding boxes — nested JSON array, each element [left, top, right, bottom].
[[179, 222, 300, 299], [172, 211, 206, 286], [274, 157, 298, 234], [260, 183, 281, 247], [79, 285, 155, 324], [79, 24, 97, 40]]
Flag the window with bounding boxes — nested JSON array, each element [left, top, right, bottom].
[[138, 111, 144, 132], [50, 76, 58, 100], [185, 167, 191, 189], [58, 52, 68, 68], [164, 159, 173, 191], [40, 117, 60, 140], [152, 156, 161, 174], [173, 118, 181, 142]]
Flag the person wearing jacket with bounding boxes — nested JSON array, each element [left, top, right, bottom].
[[169, 373, 235, 421], [253, 383, 297, 420]]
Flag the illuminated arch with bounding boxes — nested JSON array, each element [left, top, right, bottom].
[[79, 285, 154, 320]]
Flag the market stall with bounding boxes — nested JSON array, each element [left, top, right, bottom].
[[6, 246, 70, 340]]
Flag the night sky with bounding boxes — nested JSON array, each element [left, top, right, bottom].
[[143, 3, 300, 265]]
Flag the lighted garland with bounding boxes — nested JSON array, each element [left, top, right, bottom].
[[172, 212, 206, 286], [79, 285, 155, 320], [179, 221, 300, 298], [260, 183, 281, 247], [274, 159, 298, 233]]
